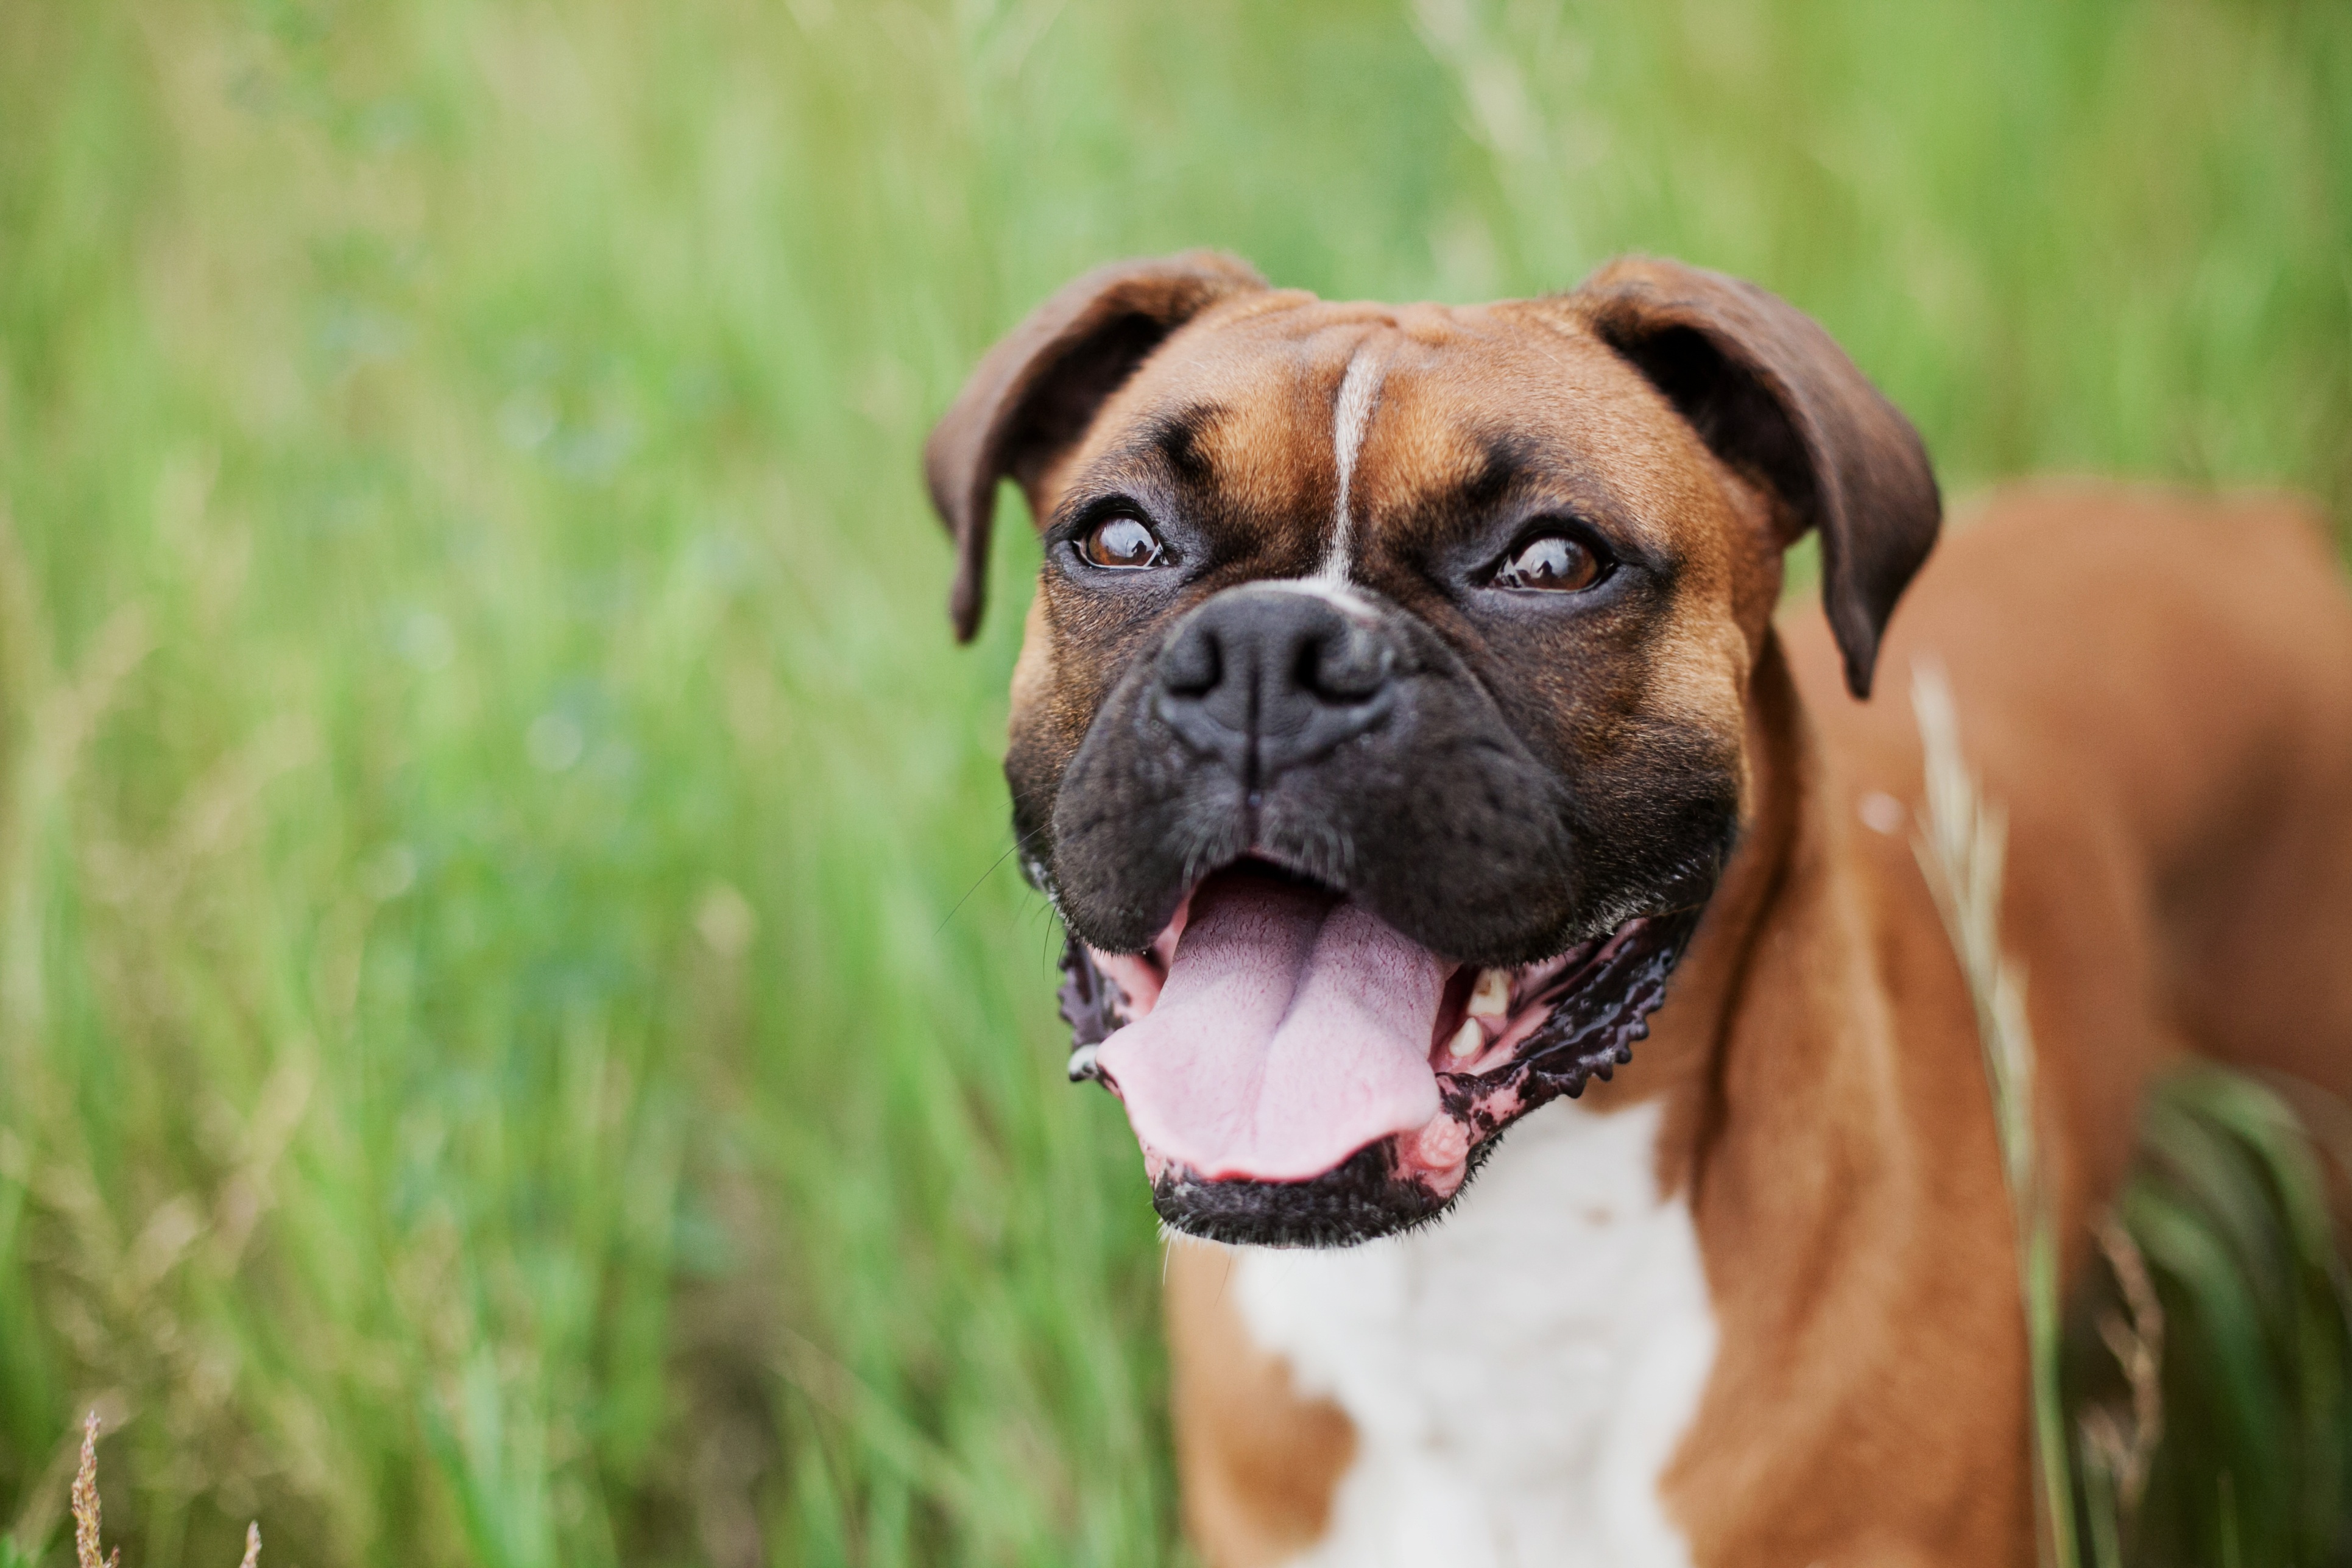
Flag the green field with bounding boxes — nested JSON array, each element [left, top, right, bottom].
[[1, 2, 2347, 1564]]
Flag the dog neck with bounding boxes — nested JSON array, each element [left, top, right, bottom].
[[1569, 626, 1819, 1197]]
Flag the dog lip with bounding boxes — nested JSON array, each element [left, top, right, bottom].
[[1148, 1139, 1463, 1249]]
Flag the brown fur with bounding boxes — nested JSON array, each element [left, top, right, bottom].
[[930, 256, 2352, 1564], [1165, 1246, 1359, 1564]]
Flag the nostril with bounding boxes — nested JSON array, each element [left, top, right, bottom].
[[1159, 626, 1221, 698], [1301, 623, 1393, 703]]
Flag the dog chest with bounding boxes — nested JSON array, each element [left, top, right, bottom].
[[1227, 1098, 1717, 1568]]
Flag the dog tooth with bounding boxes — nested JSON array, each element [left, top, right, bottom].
[[1467, 967, 1512, 1018], [1446, 1019, 1483, 1059]]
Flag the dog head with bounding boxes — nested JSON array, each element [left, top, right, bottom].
[[928, 253, 1938, 1245]]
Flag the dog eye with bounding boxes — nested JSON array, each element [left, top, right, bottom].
[[1081, 515, 1170, 570], [1493, 532, 1602, 592]]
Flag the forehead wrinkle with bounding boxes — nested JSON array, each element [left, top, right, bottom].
[[1173, 345, 1350, 529], [1350, 341, 1716, 560], [1137, 401, 1225, 485], [1078, 403, 1227, 501]]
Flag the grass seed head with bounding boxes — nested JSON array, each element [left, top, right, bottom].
[[71, 1411, 119, 1568]]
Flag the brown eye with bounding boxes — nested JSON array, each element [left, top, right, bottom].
[[1082, 514, 1169, 570], [1493, 532, 1601, 592]]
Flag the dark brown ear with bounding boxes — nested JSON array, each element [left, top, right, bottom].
[[926, 251, 1269, 641], [1568, 256, 1940, 699]]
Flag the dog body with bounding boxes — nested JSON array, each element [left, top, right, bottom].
[[927, 255, 2352, 1566]]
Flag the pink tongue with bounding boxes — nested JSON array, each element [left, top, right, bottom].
[[1095, 874, 1449, 1182]]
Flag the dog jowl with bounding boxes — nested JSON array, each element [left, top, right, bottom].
[[927, 253, 1936, 1247]]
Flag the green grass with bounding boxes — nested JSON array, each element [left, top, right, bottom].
[[2106, 1067, 2352, 1567], [0, 1, 2347, 1563]]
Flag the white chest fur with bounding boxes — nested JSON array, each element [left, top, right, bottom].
[[1226, 1098, 1717, 1568]]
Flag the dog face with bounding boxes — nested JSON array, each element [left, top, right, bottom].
[[929, 254, 1937, 1245]]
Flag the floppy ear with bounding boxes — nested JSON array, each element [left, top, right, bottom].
[[926, 251, 1269, 641], [1567, 256, 1940, 699]]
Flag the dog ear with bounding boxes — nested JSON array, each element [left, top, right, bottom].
[[1569, 256, 1940, 699], [926, 251, 1269, 641]]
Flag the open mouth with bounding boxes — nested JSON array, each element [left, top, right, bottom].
[[1058, 860, 1704, 1246]]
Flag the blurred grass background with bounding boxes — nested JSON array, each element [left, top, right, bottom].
[[0, 1, 2346, 1564]]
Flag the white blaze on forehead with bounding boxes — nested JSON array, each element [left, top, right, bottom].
[[1321, 343, 1388, 581]]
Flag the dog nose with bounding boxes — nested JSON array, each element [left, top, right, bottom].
[[1154, 588, 1397, 779]]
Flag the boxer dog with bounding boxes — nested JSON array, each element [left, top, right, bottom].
[[924, 253, 2352, 1567]]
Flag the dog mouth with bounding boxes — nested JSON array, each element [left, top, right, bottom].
[[1057, 860, 1703, 1246]]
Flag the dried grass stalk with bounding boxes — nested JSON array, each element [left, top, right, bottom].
[[70, 1412, 119, 1568], [65, 1410, 263, 1567], [1912, 663, 2081, 1568]]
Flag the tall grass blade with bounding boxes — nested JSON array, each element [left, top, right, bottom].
[[2103, 1065, 2352, 1566]]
